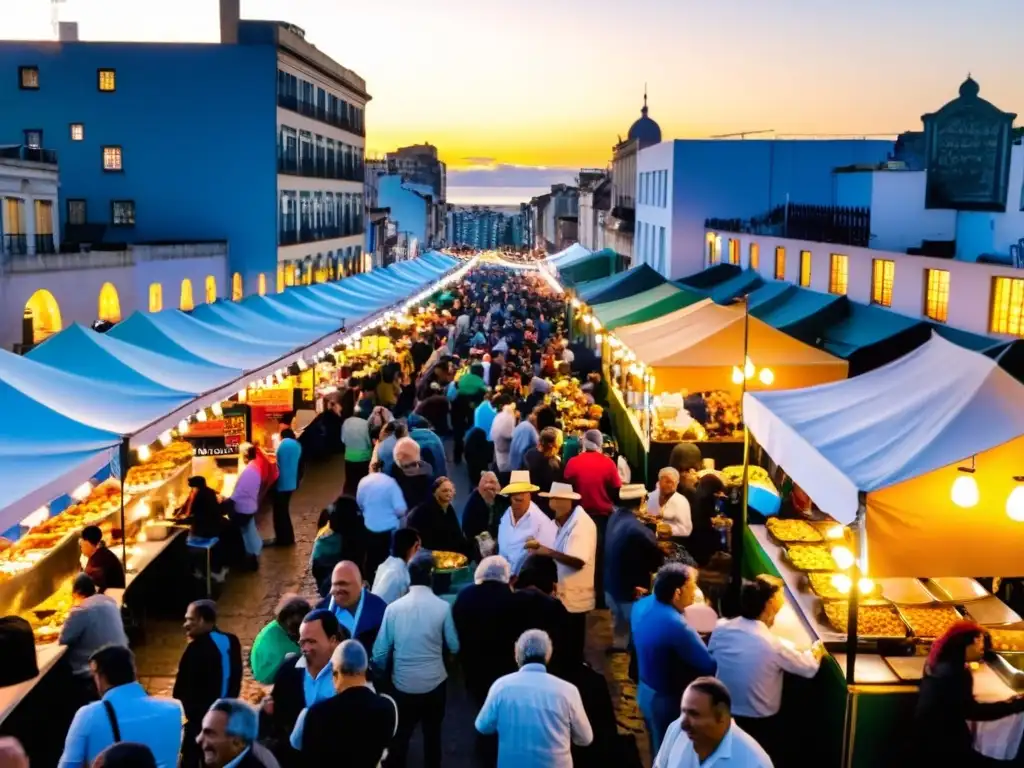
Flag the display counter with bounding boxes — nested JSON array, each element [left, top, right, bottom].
[[745, 524, 1024, 767]]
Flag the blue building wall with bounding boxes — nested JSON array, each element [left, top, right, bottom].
[[662, 139, 892, 276], [0, 41, 279, 288], [377, 175, 428, 244]]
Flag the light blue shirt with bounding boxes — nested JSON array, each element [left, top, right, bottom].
[[356, 472, 407, 533], [328, 589, 366, 636], [58, 682, 183, 768], [296, 654, 336, 710], [211, 630, 231, 698], [473, 401, 497, 441], [371, 556, 411, 604], [275, 437, 302, 492], [371, 585, 460, 695], [509, 420, 539, 471]]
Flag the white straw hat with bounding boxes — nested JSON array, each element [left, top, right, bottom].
[[538, 481, 582, 500]]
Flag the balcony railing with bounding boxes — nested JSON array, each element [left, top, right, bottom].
[[2, 234, 27, 255], [277, 92, 366, 137], [279, 223, 365, 247], [34, 234, 55, 254], [0, 146, 57, 164], [277, 153, 365, 182], [705, 204, 871, 249]]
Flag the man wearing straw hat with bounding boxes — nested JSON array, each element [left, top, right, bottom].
[[498, 471, 557, 576], [527, 482, 597, 659]]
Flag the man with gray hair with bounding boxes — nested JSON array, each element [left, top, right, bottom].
[[197, 698, 269, 768], [291, 640, 398, 767], [475, 629, 593, 767], [647, 465, 693, 537]]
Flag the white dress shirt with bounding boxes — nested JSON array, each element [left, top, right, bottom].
[[372, 556, 411, 604], [708, 617, 820, 718], [655, 719, 773, 768], [647, 491, 693, 537], [371, 585, 460, 694], [475, 663, 593, 768], [498, 502, 557, 574], [357, 472, 408, 533], [490, 408, 517, 472], [553, 506, 597, 613]]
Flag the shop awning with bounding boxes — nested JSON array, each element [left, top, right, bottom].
[[392, 260, 441, 280], [700, 268, 764, 304], [602, 286, 704, 331], [815, 302, 931, 375], [191, 303, 322, 347], [676, 263, 742, 290], [743, 334, 1024, 577], [592, 284, 683, 328], [546, 243, 591, 264], [577, 264, 665, 304], [748, 283, 847, 339], [558, 248, 619, 285], [239, 296, 343, 333], [929, 323, 1009, 354]]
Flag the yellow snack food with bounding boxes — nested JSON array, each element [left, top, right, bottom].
[[808, 572, 882, 601], [432, 551, 467, 571], [899, 605, 962, 639], [988, 629, 1024, 652], [823, 601, 907, 638], [767, 518, 822, 544], [785, 544, 837, 572]]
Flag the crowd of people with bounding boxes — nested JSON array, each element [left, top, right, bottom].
[[25, 263, 1017, 768]]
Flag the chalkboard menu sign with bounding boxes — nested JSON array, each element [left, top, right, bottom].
[[922, 77, 1016, 212]]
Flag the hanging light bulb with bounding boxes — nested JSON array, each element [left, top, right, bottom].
[[594, 333, 603, 345], [71, 482, 93, 501], [237, 389, 247, 402], [211, 401, 223, 418], [195, 409, 208, 423], [21, 506, 49, 528], [744, 356, 756, 379], [158, 431, 173, 447], [758, 368, 775, 386], [951, 459, 979, 508], [1007, 478, 1024, 522], [731, 366, 744, 385], [831, 545, 856, 570], [830, 573, 852, 596], [178, 419, 190, 434], [825, 525, 845, 541], [858, 577, 876, 595], [137, 444, 151, 462]]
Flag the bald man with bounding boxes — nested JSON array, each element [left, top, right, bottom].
[[316, 560, 388, 653]]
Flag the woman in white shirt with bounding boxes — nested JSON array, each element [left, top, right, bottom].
[[647, 466, 692, 537]]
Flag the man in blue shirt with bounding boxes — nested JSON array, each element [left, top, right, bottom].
[[270, 428, 302, 546], [58, 645, 183, 768], [631, 563, 716, 756]]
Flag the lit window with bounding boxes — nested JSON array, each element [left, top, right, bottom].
[[706, 233, 715, 266], [102, 146, 122, 171], [232, 273, 243, 301], [871, 259, 895, 307], [828, 254, 848, 295], [148, 283, 163, 313], [205, 276, 217, 304], [276, 265, 285, 293], [70, 123, 84, 141], [98, 69, 116, 92], [749, 243, 760, 270], [111, 200, 135, 226], [713, 236, 722, 264], [19, 66, 39, 90], [67, 199, 86, 225], [774, 247, 786, 280], [990, 277, 1024, 337], [258, 273, 267, 296], [924, 269, 950, 324], [728, 239, 740, 265], [180, 279, 195, 311], [799, 250, 811, 287]]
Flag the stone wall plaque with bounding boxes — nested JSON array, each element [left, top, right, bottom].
[[922, 77, 1016, 212]]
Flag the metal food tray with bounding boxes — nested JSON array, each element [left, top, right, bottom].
[[781, 544, 838, 573], [924, 577, 990, 603], [804, 573, 886, 604], [879, 578, 938, 606], [819, 600, 911, 640], [764, 519, 823, 546], [894, 603, 963, 639], [885, 655, 927, 682]]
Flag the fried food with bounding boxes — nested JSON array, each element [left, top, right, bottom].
[[767, 518, 822, 544], [823, 601, 907, 638], [988, 629, 1024, 652], [785, 544, 837, 572], [808, 573, 882, 600], [432, 551, 467, 571], [900, 605, 962, 639]]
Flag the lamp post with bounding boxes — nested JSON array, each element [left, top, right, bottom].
[[732, 295, 751, 606]]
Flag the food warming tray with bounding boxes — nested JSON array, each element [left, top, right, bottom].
[[925, 577, 989, 603]]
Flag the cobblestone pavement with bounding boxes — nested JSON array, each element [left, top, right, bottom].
[[134, 451, 649, 766]]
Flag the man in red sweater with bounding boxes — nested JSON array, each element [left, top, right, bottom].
[[563, 430, 621, 611]]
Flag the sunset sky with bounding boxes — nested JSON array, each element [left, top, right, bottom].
[[7, 0, 1022, 176]]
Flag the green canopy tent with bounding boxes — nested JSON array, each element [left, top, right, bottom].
[[557, 247, 621, 285], [747, 282, 847, 343], [578, 263, 666, 304], [591, 283, 703, 330], [676, 263, 742, 290], [813, 301, 932, 375]]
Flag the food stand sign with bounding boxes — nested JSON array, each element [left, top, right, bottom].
[[922, 77, 1016, 212], [185, 404, 250, 457], [246, 385, 294, 411]]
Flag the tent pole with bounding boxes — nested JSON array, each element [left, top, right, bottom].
[[845, 496, 868, 686], [734, 296, 751, 605], [119, 437, 130, 567]]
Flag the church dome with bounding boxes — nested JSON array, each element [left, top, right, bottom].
[[628, 93, 661, 148]]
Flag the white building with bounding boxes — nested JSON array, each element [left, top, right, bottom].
[[1, 145, 59, 261], [578, 175, 610, 252]]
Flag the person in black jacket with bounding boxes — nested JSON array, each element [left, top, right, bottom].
[[174, 600, 243, 768], [295, 640, 397, 768], [407, 477, 471, 557], [79, 525, 125, 593], [910, 621, 1024, 767], [522, 427, 563, 518], [508, 554, 579, 679], [461, 472, 504, 562], [390, 437, 435, 510]]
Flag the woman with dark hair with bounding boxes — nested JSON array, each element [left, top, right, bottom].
[[911, 621, 1024, 766], [310, 496, 367, 595], [407, 477, 471, 557]]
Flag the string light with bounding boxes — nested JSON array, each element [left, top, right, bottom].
[[158, 431, 172, 447], [137, 444, 152, 462], [71, 482, 93, 501], [210, 401, 223, 418]]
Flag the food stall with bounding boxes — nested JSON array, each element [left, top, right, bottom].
[[739, 335, 1024, 767], [593, 299, 848, 484]]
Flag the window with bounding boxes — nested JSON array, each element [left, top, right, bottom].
[[180, 279, 194, 311], [67, 199, 86, 225], [774, 247, 786, 280], [148, 283, 163, 313], [24, 129, 42, 148], [799, 250, 812, 287], [277, 265, 285, 293], [706, 233, 715, 266], [205, 275, 217, 304], [97, 69, 116, 92], [18, 66, 39, 90], [258, 273, 267, 297], [871, 259, 895, 307], [70, 123, 84, 141], [102, 146, 123, 171], [749, 243, 760, 270], [111, 200, 135, 226], [829, 254, 848, 295], [232, 272, 243, 301], [728, 239, 740, 266], [990, 277, 1024, 337], [924, 269, 950, 324]]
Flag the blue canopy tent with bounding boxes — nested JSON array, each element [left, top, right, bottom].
[[391, 260, 439, 281], [576, 264, 666, 304], [239, 296, 344, 334], [273, 287, 371, 322], [701, 268, 765, 304], [309, 281, 392, 311], [191, 302, 323, 346], [748, 283, 848, 342]]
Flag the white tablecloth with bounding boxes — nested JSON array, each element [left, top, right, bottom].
[[971, 665, 1024, 760]]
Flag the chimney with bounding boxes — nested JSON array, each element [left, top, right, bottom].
[[220, 0, 239, 44], [58, 21, 78, 41]]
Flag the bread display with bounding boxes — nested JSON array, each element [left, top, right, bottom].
[[899, 605, 962, 639], [784, 544, 838, 572], [823, 601, 908, 638], [767, 517, 822, 544]]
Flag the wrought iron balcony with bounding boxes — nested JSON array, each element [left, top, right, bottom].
[[34, 234, 56, 254], [3, 234, 28, 255]]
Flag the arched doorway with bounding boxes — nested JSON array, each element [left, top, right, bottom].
[[97, 282, 121, 323], [258, 273, 267, 296], [204, 275, 217, 304], [24, 289, 62, 343], [149, 283, 163, 312], [180, 279, 194, 311], [232, 273, 243, 301]]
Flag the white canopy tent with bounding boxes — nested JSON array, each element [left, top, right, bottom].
[[546, 243, 591, 265]]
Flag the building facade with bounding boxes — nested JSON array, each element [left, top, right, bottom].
[[0, 1, 370, 300], [578, 174, 611, 251], [447, 207, 525, 249], [386, 144, 447, 245], [1, 145, 60, 260], [377, 174, 430, 251]]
